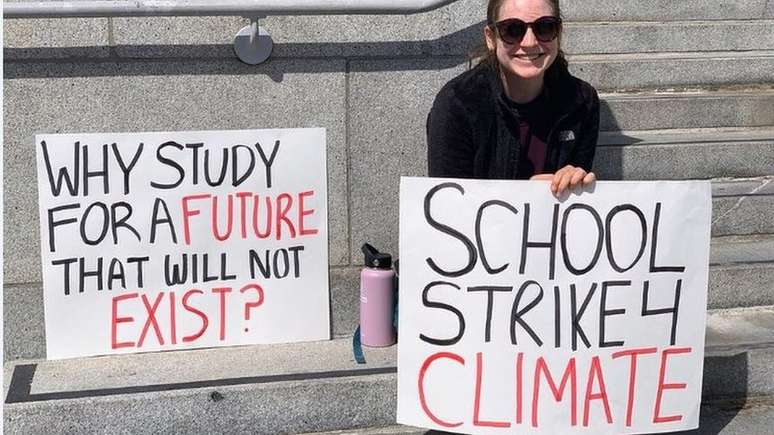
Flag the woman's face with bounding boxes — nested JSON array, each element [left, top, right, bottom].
[[485, 0, 560, 81]]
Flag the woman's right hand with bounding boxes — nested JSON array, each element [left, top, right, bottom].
[[530, 165, 596, 196]]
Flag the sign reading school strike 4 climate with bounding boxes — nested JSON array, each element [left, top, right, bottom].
[[36, 128, 329, 359], [398, 178, 711, 435]]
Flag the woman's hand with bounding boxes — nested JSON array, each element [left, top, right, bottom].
[[530, 165, 596, 196]]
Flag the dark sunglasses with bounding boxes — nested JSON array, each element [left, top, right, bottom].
[[491, 16, 562, 44]]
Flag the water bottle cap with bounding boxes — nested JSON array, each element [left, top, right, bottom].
[[361, 243, 392, 269]]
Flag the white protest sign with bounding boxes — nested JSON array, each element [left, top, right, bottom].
[[36, 128, 329, 359], [398, 177, 711, 434]]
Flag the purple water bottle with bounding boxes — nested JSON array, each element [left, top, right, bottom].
[[360, 243, 396, 347]]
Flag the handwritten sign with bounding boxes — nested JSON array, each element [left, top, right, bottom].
[[397, 177, 710, 434], [36, 128, 329, 359]]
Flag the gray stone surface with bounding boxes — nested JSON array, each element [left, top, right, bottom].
[[711, 234, 774, 265], [330, 267, 361, 339], [563, 20, 774, 55], [600, 89, 774, 131], [5, 308, 774, 434], [111, 16, 246, 59], [10, 14, 774, 62], [348, 59, 465, 265], [689, 402, 774, 435], [559, 0, 769, 21], [302, 426, 424, 435], [3, 17, 110, 59], [448, 0, 771, 23], [768, 0, 774, 18], [713, 194, 774, 237], [704, 346, 774, 401], [4, 0, 774, 61], [109, 0, 477, 59], [709, 265, 774, 309], [312, 403, 774, 435], [595, 130, 774, 180], [713, 177, 774, 197], [30, 338, 395, 392], [570, 51, 774, 91], [3, 285, 45, 362], [4, 373, 398, 435], [594, 141, 774, 180], [3, 59, 350, 286], [706, 306, 774, 349]]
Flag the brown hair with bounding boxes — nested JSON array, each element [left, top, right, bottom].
[[470, 0, 569, 76]]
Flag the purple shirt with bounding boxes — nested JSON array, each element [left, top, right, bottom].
[[506, 91, 551, 179]]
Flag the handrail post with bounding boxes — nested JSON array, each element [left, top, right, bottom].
[[234, 16, 273, 65]]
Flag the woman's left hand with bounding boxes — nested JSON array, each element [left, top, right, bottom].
[[531, 165, 596, 196]]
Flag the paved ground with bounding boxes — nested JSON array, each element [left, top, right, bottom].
[[308, 397, 774, 435]]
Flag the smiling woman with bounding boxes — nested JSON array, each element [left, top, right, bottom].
[[426, 0, 600, 196]]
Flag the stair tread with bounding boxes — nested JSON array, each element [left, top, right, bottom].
[[572, 50, 774, 62], [711, 177, 774, 196], [599, 127, 774, 144], [567, 19, 774, 27], [3, 337, 395, 397], [5, 307, 774, 400], [600, 87, 774, 99]]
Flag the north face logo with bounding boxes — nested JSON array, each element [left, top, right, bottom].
[[559, 130, 576, 141]]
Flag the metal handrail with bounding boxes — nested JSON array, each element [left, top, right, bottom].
[[3, 0, 459, 18], [3, 0, 462, 64]]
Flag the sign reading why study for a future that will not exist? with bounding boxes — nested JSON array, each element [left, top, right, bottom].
[[36, 128, 330, 360], [398, 177, 711, 434]]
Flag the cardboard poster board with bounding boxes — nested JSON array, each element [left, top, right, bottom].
[[36, 128, 329, 359], [398, 177, 711, 434]]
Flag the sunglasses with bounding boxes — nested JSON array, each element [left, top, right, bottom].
[[491, 16, 562, 45]]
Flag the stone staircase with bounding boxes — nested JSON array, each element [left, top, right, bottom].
[[4, 0, 774, 433]]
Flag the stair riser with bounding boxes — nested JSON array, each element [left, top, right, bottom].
[[704, 347, 774, 399], [594, 142, 774, 180], [3, 375, 397, 435], [571, 56, 774, 91], [561, 0, 771, 21], [600, 94, 774, 131], [565, 22, 774, 55]]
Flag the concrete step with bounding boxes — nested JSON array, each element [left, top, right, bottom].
[[5, 306, 774, 434], [4, 0, 773, 60], [595, 128, 774, 180], [569, 51, 774, 91], [307, 398, 774, 435], [712, 178, 774, 238], [303, 427, 423, 435], [7, 17, 774, 61], [559, 0, 773, 22], [565, 20, 774, 55], [600, 87, 774, 131], [6, 230, 774, 362]]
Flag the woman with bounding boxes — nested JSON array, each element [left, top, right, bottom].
[[427, 0, 599, 196]]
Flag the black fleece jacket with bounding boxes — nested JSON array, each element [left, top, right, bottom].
[[426, 61, 600, 179]]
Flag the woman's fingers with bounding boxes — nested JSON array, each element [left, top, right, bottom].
[[550, 166, 569, 194], [569, 167, 586, 187], [552, 165, 577, 195], [555, 169, 574, 195], [540, 167, 597, 196]]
